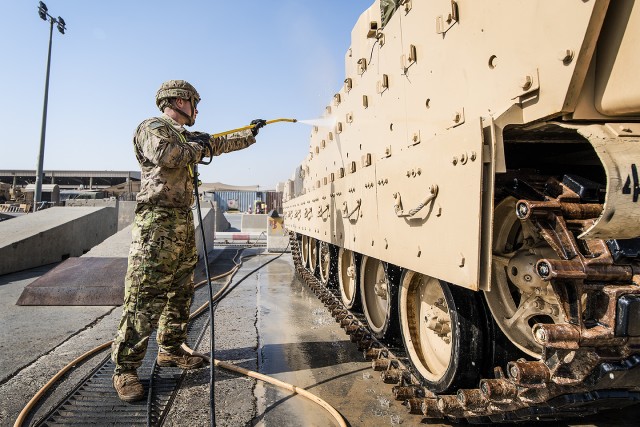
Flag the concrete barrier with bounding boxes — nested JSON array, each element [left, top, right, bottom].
[[16, 206, 216, 306], [65, 199, 137, 231], [215, 208, 231, 232], [241, 214, 267, 232], [82, 206, 216, 259], [195, 207, 215, 257], [0, 207, 117, 275], [117, 201, 137, 230], [267, 215, 289, 252]]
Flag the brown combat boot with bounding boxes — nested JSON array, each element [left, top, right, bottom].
[[157, 347, 204, 369], [113, 370, 144, 402]]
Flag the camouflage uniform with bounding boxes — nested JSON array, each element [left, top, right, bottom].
[[381, 0, 399, 27], [111, 113, 255, 373]]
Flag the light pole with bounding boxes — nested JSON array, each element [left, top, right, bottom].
[[34, 1, 66, 212]]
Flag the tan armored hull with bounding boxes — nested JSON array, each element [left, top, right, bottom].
[[284, 0, 640, 421], [285, 0, 640, 289]]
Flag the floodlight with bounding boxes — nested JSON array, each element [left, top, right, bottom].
[[38, 1, 48, 20], [57, 17, 66, 34]]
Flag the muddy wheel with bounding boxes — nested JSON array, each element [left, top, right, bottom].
[[399, 271, 484, 393], [319, 241, 333, 286], [338, 248, 359, 309], [485, 197, 565, 358], [308, 238, 319, 274], [301, 235, 310, 268], [360, 256, 398, 340]]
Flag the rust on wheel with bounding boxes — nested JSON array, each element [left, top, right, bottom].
[[485, 197, 565, 358]]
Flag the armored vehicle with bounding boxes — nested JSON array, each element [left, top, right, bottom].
[[283, 0, 640, 421]]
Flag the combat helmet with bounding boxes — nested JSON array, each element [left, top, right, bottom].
[[156, 80, 201, 126]]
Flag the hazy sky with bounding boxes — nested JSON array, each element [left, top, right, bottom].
[[0, 0, 373, 189]]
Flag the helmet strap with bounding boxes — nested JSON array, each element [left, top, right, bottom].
[[170, 98, 196, 126]]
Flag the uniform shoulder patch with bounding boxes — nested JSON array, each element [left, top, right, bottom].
[[148, 120, 165, 130], [139, 118, 173, 140]]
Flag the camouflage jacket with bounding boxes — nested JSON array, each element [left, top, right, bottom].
[[134, 113, 256, 208]]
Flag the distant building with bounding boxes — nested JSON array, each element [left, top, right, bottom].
[[198, 182, 283, 214], [0, 171, 283, 212], [0, 169, 140, 193]]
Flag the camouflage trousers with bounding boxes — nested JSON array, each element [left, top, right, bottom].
[[111, 204, 198, 374]]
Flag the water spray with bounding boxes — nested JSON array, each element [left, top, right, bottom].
[[295, 117, 337, 128]]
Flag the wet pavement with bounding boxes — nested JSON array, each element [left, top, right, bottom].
[[254, 256, 415, 426], [2, 248, 640, 426], [162, 249, 418, 427]]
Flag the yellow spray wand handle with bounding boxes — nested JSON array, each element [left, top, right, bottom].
[[211, 118, 297, 138]]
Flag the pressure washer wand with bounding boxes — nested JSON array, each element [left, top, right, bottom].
[[211, 118, 297, 138]]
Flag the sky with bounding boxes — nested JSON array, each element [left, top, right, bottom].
[[0, 0, 374, 190]]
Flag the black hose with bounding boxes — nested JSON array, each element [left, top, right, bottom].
[[192, 167, 216, 427], [192, 168, 289, 427], [213, 242, 289, 306]]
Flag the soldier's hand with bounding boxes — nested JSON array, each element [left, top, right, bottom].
[[188, 132, 213, 158], [189, 131, 211, 144], [250, 119, 267, 136]]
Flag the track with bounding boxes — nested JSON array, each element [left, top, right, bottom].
[[289, 233, 640, 423]]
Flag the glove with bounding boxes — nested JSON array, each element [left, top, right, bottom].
[[250, 119, 267, 136], [188, 132, 213, 158]]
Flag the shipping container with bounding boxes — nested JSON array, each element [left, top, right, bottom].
[[209, 190, 262, 213], [265, 191, 283, 214]]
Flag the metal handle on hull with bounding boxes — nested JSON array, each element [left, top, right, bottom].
[[341, 199, 362, 219], [317, 204, 330, 219], [394, 185, 439, 218]]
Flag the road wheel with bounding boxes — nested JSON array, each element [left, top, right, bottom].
[[308, 238, 318, 274], [338, 248, 359, 309], [319, 241, 333, 286], [301, 235, 310, 268], [360, 256, 398, 340], [399, 271, 484, 393]]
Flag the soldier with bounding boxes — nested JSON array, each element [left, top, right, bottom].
[[111, 80, 266, 402]]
